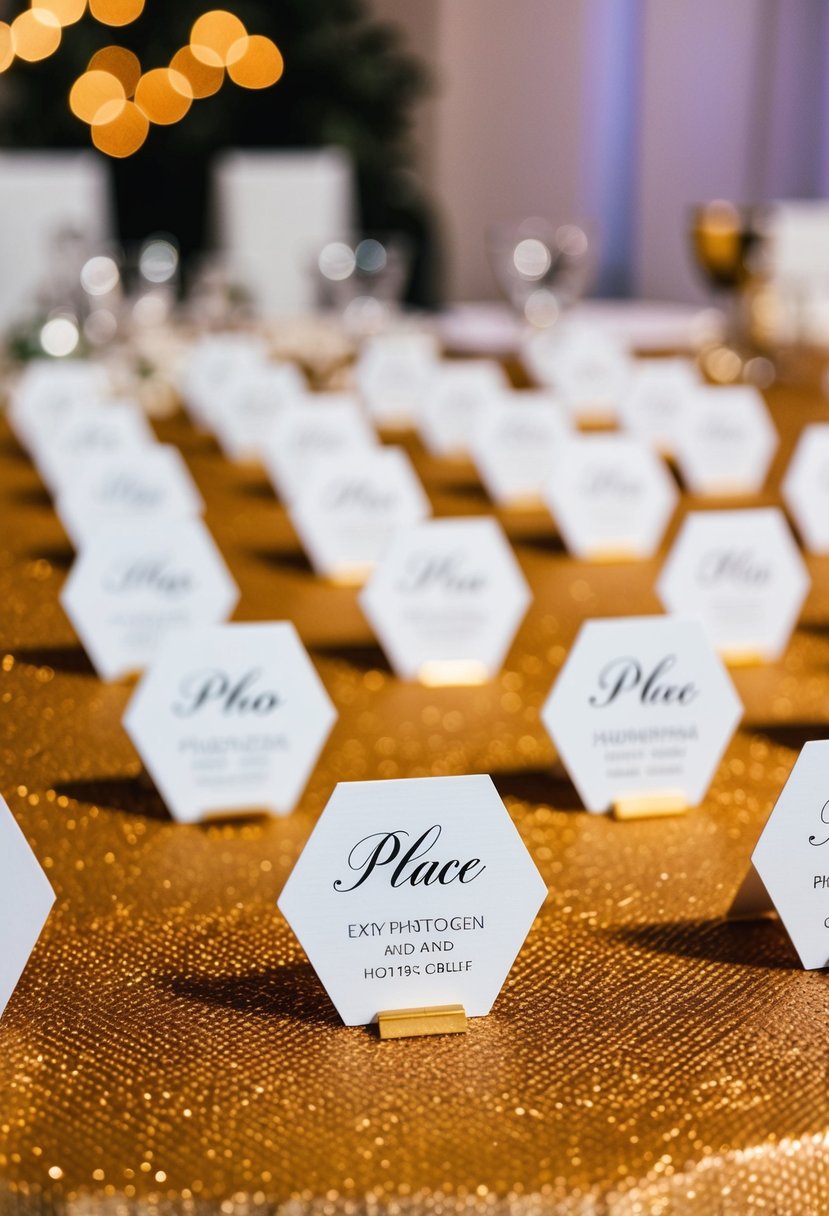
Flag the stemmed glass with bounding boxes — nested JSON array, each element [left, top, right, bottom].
[[486, 218, 594, 328]]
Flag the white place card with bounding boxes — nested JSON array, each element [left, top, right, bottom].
[[617, 358, 702, 455], [290, 446, 431, 584], [180, 333, 269, 427], [124, 622, 336, 822], [543, 434, 678, 560], [0, 794, 55, 1019], [360, 516, 531, 684], [60, 518, 239, 682], [356, 331, 441, 428], [9, 359, 110, 452], [56, 445, 204, 549], [262, 396, 377, 506], [730, 740, 829, 968], [657, 508, 809, 663], [471, 392, 571, 506], [32, 401, 156, 495], [782, 424, 829, 553], [418, 360, 509, 458], [674, 385, 778, 496], [278, 774, 547, 1026], [211, 363, 308, 461], [541, 616, 743, 814], [522, 323, 633, 423]]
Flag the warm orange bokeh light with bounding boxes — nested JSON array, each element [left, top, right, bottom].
[[88, 0, 144, 28], [92, 98, 149, 156], [169, 45, 223, 99], [37, 0, 87, 26], [0, 22, 14, 72], [190, 10, 246, 68], [12, 9, 61, 62], [134, 67, 193, 125], [88, 45, 141, 96], [70, 69, 125, 124], [227, 34, 283, 90]]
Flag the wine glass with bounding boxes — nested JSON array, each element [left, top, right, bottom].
[[486, 218, 594, 328]]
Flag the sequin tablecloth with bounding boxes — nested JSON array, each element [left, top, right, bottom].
[[3, 369, 829, 1216]]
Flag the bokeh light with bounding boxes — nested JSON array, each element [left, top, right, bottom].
[[134, 67, 192, 125], [190, 10, 246, 68], [70, 69, 125, 125], [80, 254, 120, 296], [170, 45, 223, 99], [37, 0, 87, 26], [12, 9, 61, 62], [139, 238, 179, 284], [226, 34, 283, 89], [88, 0, 144, 27], [0, 23, 14, 72], [40, 315, 80, 357], [88, 45, 141, 96], [92, 99, 149, 156]]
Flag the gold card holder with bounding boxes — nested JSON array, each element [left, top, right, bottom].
[[612, 791, 688, 821], [378, 1004, 468, 1040], [719, 648, 766, 668]]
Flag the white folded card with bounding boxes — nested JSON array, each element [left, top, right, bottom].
[[617, 358, 702, 455], [541, 616, 743, 814], [211, 363, 308, 461], [543, 434, 678, 560], [32, 400, 156, 495], [56, 444, 204, 548], [521, 323, 633, 423], [123, 621, 336, 822], [278, 774, 547, 1026], [9, 358, 110, 452], [658, 508, 809, 663], [262, 395, 376, 506], [782, 423, 829, 553], [360, 516, 531, 684], [674, 385, 778, 496], [730, 740, 829, 969], [290, 446, 431, 584], [356, 331, 440, 428], [60, 517, 239, 681], [418, 359, 509, 457], [0, 794, 55, 1019], [471, 391, 571, 506], [180, 333, 269, 427]]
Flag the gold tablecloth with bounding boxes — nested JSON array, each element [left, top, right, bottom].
[[3, 370, 829, 1216]]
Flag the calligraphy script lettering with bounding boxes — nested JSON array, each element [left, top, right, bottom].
[[324, 480, 396, 512], [104, 558, 193, 597], [395, 551, 486, 594], [97, 475, 161, 508], [809, 799, 829, 848], [579, 468, 641, 497], [696, 548, 771, 588], [333, 824, 486, 892], [589, 654, 699, 708], [172, 667, 281, 717]]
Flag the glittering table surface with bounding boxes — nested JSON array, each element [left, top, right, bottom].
[[3, 365, 829, 1216]]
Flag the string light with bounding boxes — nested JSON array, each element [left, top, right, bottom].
[[91, 99, 149, 156], [36, 0, 87, 26], [0, 23, 13, 72], [226, 34, 283, 89], [134, 67, 193, 125], [190, 10, 246, 67], [88, 45, 141, 96], [11, 9, 61, 62], [88, 0, 144, 27], [169, 45, 223, 99], [69, 69, 125, 124]]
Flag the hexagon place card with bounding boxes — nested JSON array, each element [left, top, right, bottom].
[[541, 616, 743, 814], [278, 774, 547, 1027], [124, 622, 336, 822], [0, 795, 55, 1020]]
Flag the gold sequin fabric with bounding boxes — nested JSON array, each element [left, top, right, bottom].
[[2, 370, 829, 1216]]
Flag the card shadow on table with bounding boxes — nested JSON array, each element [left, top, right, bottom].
[[246, 545, 315, 577], [23, 545, 74, 570], [613, 916, 797, 973], [163, 962, 340, 1028], [492, 765, 584, 812], [11, 485, 52, 509], [54, 774, 172, 821], [309, 640, 393, 675], [749, 721, 829, 753], [12, 643, 96, 675]]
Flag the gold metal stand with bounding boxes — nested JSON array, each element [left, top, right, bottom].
[[612, 793, 688, 821], [378, 1005, 468, 1040]]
